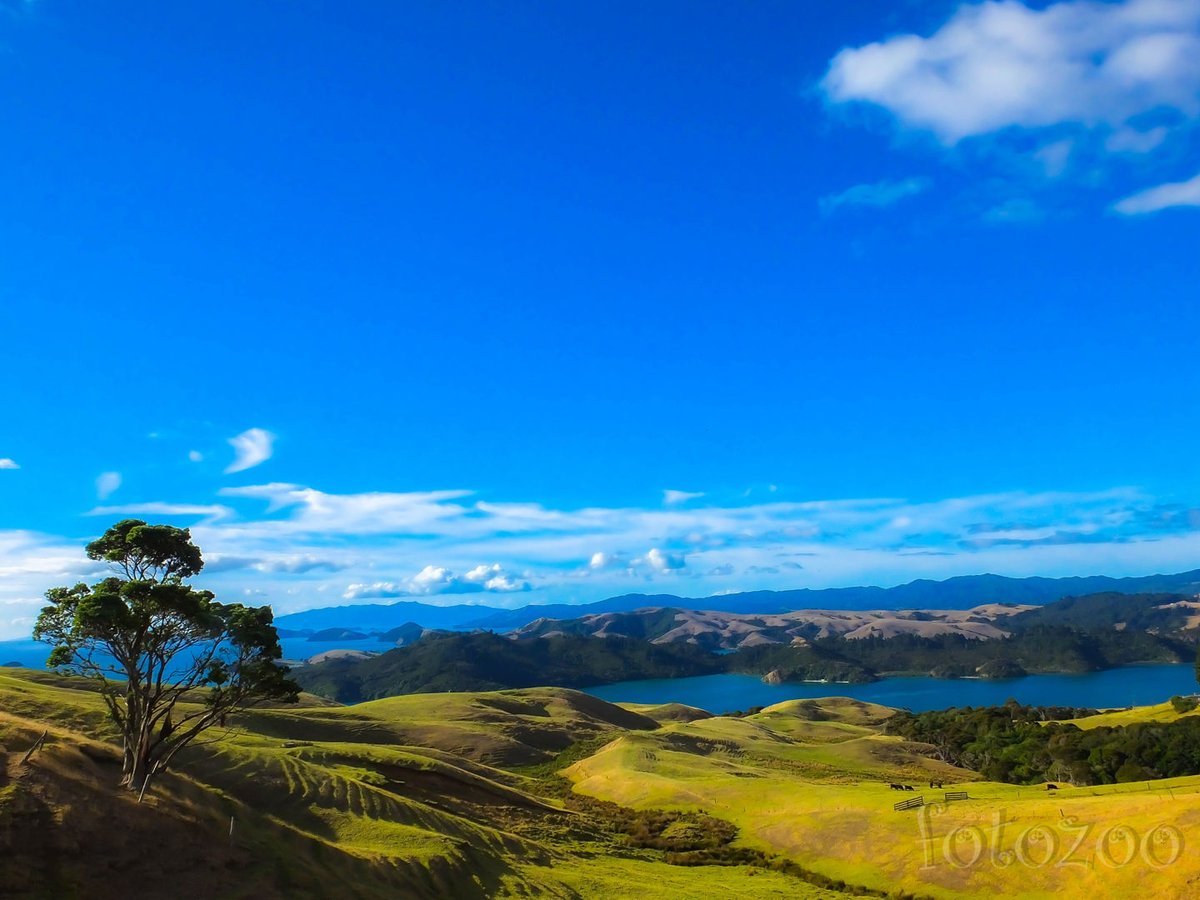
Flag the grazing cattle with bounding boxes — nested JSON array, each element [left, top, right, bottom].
[[903, 785, 915, 792], [889, 783, 903, 790], [1046, 783, 1059, 791]]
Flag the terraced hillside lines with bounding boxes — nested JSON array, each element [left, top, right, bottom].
[[192, 738, 552, 867], [564, 697, 1200, 899], [250, 686, 662, 767], [13, 670, 887, 898], [510, 857, 852, 898], [15, 666, 1200, 898]]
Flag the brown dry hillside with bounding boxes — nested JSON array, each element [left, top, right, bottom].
[[513, 604, 1035, 649]]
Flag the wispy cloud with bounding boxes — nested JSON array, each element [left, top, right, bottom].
[[205, 553, 347, 574], [819, 177, 930, 214], [87, 502, 233, 521], [664, 489, 705, 506], [225, 428, 275, 474], [6, 480, 1200, 638], [820, 0, 1200, 212], [1113, 172, 1200, 215], [0, 458, 19, 470], [96, 471, 121, 500]]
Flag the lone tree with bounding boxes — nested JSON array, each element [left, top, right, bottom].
[[34, 519, 299, 795]]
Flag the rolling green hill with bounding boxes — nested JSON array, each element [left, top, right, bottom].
[[6, 667, 1200, 898], [0, 668, 849, 899], [293, 632, 724, 702]]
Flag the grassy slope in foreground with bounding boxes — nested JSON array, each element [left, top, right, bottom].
[[0, 669, 845, 899], [6, 668, 1200, 899], [566, 696, 1200, 900]]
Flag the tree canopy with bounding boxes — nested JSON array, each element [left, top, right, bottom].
[[34, 519, 299, 795]]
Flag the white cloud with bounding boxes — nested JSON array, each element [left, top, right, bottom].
[[589, 551, 617, 570], [342, 581, 409, 601], [88, 502, 232, 521], [218, 483, 471, 533], [822, 0, 1200, 145], [249, 554, 346, 574], [820, 0, 1200, 211], [645, 547, 687, 572], [462, 563, 531, 593], [0, 529, 100, 639], [225, 428, 275, 474], [11, 473, 1200, 638], [410, 564, 463, 594], [820, 177, 931, 213], [342, 563, 531, 600], [1112, 171, 1200, 214], [96, 471, 121, 500], [663, 489, 705, 506], [0, 458, 19, 470], [188, 450, 204, 463]]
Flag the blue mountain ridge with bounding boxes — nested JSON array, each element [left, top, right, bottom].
[[273, 568, 1200, 635]]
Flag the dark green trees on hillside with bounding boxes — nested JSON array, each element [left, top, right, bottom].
[[34, 520, 299, 796]]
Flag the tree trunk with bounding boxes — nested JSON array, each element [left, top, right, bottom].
[[123, 741, 152, 794]]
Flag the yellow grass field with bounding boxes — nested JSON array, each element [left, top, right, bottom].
[[567, 697, 1200, 899], [4, 668, 1200, 898]]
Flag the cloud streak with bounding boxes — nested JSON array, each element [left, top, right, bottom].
[[225, 428, 275, 474], [5, 481, 1200, 638], [96, 471, 121, 500], [820, 177, 931, 213], [1113, 171, 1200, 214]]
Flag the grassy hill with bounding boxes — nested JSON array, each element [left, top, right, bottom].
[[293, 631, 724, 702], [0, 669, 849, 899], [5, 667, 1200, 898]]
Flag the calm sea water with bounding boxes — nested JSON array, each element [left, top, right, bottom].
[[0, 636, 389, 669], [3, 636, 1193, 713], [585, 665, 1200, 714]]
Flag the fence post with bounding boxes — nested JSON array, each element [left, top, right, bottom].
[[19, 730, 47, 765]]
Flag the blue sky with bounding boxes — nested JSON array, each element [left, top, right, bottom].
[[2, 0, 1199, 637]]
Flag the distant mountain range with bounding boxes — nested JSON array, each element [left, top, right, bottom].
[[513, 592, 1200, 651], [294, 590, 1200, 699], [274, 568, 1200, 636]]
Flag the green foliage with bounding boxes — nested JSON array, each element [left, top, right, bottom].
[[1008, 591, 1199, 633], [733, 625, 1189, 683], [1170, 694, 1198, 713], [84, 518, 204, 581], [34, 520, 299, 793], [296, 632, 724, 702], [887, 700, 1200, 786]]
